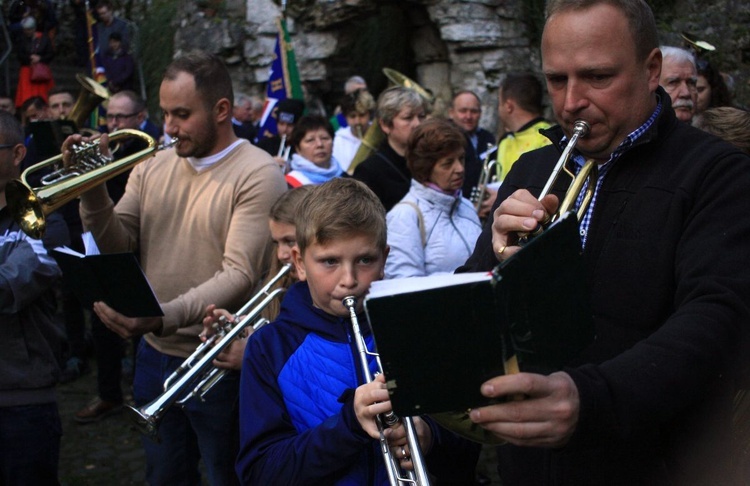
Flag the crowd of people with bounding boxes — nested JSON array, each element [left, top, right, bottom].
[[2, 0, 750, 485]]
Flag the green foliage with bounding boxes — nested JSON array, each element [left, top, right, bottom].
[[135, 0, 178, 121]]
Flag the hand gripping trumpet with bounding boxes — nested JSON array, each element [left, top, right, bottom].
[[5, 129, 177, 239], [518, 119, 598, 244], [126, 264, 292, 441], [343, 296, 431, 486]]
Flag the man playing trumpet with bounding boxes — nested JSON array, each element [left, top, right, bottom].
[[462, 0, 750, 484], [62, 51, 286, 485]]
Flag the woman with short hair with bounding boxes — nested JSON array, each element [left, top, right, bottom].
[[385, 117, 482, 278], [284, 115, 343, 187]]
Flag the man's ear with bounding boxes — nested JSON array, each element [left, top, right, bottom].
[[214, 98, 232, 124], [645, 47, 662, 93], [291, 246, 306, 282], [12, 143, 26, 168]]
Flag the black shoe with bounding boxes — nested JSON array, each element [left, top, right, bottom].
[[59, 357, 90, 384]]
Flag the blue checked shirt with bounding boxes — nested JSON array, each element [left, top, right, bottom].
[[562, 99, 663, 249]]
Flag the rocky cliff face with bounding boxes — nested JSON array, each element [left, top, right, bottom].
[[172, 0, 749, 134]]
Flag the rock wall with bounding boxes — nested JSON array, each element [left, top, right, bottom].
[[171, 0, 749, 135]]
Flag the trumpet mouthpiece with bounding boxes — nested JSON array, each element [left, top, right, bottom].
[[573, 120, 591, 137], [342, 296, 357, 309]]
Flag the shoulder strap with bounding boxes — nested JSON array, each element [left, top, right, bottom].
[[396, 201, 426, 248]]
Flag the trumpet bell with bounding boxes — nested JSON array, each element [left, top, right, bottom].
[[69, 74, 110, 129], [5, 181, 46, 239], [5, 129, 161, 239]]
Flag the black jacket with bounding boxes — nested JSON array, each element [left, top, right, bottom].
[[461, 126, 496, 199], [352, 141, 411, 211], [463, 90, 750, 485]]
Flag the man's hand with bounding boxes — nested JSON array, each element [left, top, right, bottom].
[[61, 132, 110, 168], [93, 301, 162, 339], [492, 189, 559, 261], [469, 371, 580, 448]]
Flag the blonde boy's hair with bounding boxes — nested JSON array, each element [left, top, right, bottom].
[[296, 178, 386, 254]]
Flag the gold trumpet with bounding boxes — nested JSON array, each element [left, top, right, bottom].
[[343, 296, 431, 486], [5, 129, 176, 239], [126, 264, 292, 441], [519, 119, 597, 244]]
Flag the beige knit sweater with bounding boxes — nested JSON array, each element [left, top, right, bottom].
[[80, 140, 288, 357]]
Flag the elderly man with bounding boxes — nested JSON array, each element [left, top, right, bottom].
[[659, 46, 698, 123]]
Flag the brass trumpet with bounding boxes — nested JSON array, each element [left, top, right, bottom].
[[5, 129, 176, 239], [343, 296, 431, 486], [126, 264, 292, 441], [519, 119, 597, 243]]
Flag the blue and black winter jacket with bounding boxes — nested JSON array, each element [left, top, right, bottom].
[[235, 281, 481, 485]]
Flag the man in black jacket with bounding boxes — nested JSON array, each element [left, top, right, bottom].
[[0, 110, 69, 484], [462, 0, 750, 484]]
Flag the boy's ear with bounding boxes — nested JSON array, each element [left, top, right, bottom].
[[291, 246, 306, 282]]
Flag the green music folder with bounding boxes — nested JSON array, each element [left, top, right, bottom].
[[364, 213, 594, 418]]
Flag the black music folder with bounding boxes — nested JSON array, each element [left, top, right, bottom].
[[52, 248, 163, 318], [364, 213, 594, 417]]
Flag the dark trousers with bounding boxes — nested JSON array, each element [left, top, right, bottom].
[[0, 402, 61, 486], [133, 339, 240, 486], [91, 313, 125, 403]]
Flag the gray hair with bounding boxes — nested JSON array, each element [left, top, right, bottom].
[[234, 92, 251, 107], [376, 86, 429, 128], [660, 46, 696, 69], [344, 75, 367, 94]]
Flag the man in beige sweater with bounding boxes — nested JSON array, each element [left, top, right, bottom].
[[65, 51, 287, 485]]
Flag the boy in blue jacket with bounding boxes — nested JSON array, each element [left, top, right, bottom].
[[236, 178, 479, 484]]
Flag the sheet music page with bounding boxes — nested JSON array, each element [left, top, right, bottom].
[[367, 272, 491, 299], [81, 231, 100, 256], [53, 246, 84, 257]]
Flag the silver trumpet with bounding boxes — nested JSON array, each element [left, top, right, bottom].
[[518, 119, 597, 244], [126, 264, 292, 440], [343, 296, 431, 486], [471, 142, 499, 213]]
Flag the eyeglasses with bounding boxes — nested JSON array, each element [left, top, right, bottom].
[[0, 143, 17, 150], [105, 112, 139, 122]]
